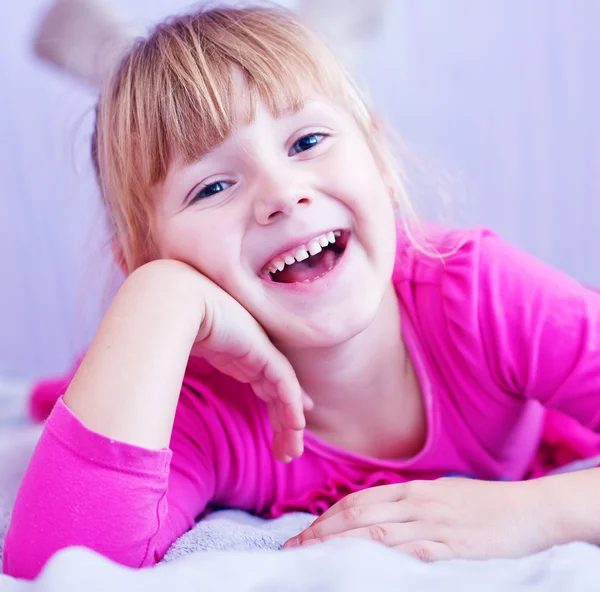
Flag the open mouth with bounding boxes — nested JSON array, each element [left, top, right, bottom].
[[263, 230, 350, 284]]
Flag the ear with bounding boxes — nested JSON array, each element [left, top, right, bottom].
[[111, 237, 128, 276]]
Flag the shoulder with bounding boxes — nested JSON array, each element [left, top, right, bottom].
[[395, 224, 599, 368], [393, 225, 509, 303], [402, 225, 592, 320], [392, 226, 535, 364]]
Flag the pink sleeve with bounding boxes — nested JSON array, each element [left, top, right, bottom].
[[445, 229, 600, 429], [3, 384, 219, 580]]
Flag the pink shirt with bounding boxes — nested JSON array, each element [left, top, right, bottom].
[[6, 227, 600, 579]]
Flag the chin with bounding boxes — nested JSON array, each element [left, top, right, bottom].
[[268, 291, 385, 349]]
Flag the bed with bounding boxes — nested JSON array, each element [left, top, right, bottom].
[[1, 378, 599, 591]]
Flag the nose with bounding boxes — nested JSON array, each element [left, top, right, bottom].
[[252, 170, 311, 225]]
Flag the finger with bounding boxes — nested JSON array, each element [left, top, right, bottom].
[[269, 405, 303, 462], [394, 541, 454, 562], [268, 398, 302, 436], [278, 385, 305, 431], [282, 427, 304, 459], [272, 429, 303, 462], [310, 484, 406, 527], [292, 501, 415, 543], [267, 402, 283, 434], [264, 398, 302, 463], [279, 397, 306, 431], [262, 362, 304, 431], [271, 431, 291, 464], [261, 390, 303, 435], [297, 522, 427, 548], [302, 393, 314, 411], [276, 398, 304, 459], [266, 354, 302, 405]]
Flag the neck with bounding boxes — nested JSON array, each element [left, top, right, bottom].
[[279, 283, 424, 457]]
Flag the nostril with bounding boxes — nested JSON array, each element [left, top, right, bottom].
[[263, 196, 310, 222]]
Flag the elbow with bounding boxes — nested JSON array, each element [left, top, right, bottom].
[[2, 518, 162, 581], [2, 525, 46, 580]]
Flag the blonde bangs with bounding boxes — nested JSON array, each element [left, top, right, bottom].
[[94, 5, 400, 272], [156, 9, 347, 164]]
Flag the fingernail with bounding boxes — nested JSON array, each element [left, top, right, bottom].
[[301, 539, 321, 547], [284, 538, 299, 549]]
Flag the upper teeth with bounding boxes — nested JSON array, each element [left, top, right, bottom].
[[265, 230, 341, 275]]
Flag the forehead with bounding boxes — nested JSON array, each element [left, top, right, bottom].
[[108, 8, 365, 203], [176, 94, 346, 165], [173, 55, 351, 155], [230, 96, 343, 139], [228, 64, 346, 128], [155, 96, 358, 209]]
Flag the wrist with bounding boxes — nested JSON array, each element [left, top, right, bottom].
[[126, 259, 208, 333], [530, 469, 600, 547]]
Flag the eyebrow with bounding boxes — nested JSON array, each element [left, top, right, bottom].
[[176, 103, 335, 205]]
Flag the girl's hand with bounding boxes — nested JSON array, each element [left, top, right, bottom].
[[190, 276, 309, 463], [284, 478, 552, 561]]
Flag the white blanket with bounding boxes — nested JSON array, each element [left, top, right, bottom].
[[3, 533, 600, 591], [1, 378, 600, 591]]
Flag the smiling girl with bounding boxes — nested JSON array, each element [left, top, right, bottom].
[[6, 5, 600, 580]]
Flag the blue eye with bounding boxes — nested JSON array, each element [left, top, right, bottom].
[[192, 181, 232, 203], [290, 133, 325, 155]]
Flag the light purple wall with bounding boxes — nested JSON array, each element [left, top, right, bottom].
[[1, 1, 103, 378], [1, 0, 599, 378], [366, 1, 600, 280]]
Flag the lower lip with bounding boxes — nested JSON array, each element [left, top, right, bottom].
[[260, 234, 353, 295]]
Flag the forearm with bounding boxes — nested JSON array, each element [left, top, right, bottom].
[[64, 259, 205, 449], [3, 400, 174, 579], [534, 468, 600, 547]]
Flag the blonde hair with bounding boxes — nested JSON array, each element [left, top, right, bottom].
[[92, 4, 418, 274]]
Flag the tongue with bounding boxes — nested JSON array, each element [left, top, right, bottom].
[[274, 248, 338, 283]]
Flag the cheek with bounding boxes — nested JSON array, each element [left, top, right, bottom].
[[334, 164, 395, 242], [156, 218, 235, 284], [159, 220, 202, 262], [329, 143, 390, 207], [334, 146, 397, 263]]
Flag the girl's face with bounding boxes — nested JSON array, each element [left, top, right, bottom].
[[152, 95, 398, 348]]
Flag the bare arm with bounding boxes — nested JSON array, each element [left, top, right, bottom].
[[535, 468, 600, 547], [4, 259, 307, 578], [64, 259, 205, 449], [64, 257, 306, 457]]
